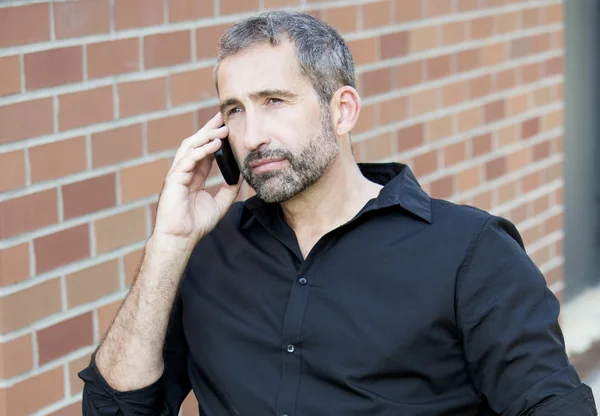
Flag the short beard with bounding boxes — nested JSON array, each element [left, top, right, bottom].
[[241, 107, 339, 203]]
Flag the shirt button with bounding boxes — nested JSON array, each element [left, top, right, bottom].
[[298, 277, 307, 285], [286, 344, 295, 353], [282, 414, 289, 416]]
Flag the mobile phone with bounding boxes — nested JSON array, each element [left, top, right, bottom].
[[214, 136, 240, 185]]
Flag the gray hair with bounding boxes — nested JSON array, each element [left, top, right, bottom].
[[214, 10, 356, 106]]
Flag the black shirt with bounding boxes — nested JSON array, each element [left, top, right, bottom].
[[79, 163, 597, 416]]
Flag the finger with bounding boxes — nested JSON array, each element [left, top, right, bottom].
[[199, 111, 225, 132], [213, 180, 243, 218], [172, 126, 228, 167], [173, 139, 222, 175]]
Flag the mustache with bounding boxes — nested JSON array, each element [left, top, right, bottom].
[[243, 148, 293, 169]]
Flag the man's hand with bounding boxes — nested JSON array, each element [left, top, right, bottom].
[[153, 111, 242, 243]]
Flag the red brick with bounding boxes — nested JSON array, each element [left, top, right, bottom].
[[0, 279, 62, 333], [87, 38, 139, 79], [0, 4, 50, 48], [362, 68, 392, 97], [362, 1, 392, 29], [25, 46, 82, 90], [0, 243, 29, 286], [380, 31, 409, 59], [495, 68, 517, 92], [2, 367, 64, 415], [456, 0, 478, 11], [545, 57, 563, 77], [147, 113, 195, 153], [264, 0, 301, 8], [473, 190, 492, 211], [66, 260, 120, 308], [354, 104, 376, 134], [395, 0, 422, 22], [430, 176, 453, 199], [397, 124, 424, 151], [481, 42, 506, 67], [484, 99, 505, 123], [0, 335, 33, 378], [521, 117, 540, 140], [0, 190, 58, 239], [533, 141, 551, 162], [495, 12, 520, 34], [485, 156, 507, 180], [413, 150, 438, 176], [92, 124, 144, 168], [426, 0, 452, 17], [119, 78, 167, 117], [348, 38, 378, 66], [59, 86, 114, 130], [182, 392, 201, 416], [197, 24, 231, 59], [470, 16, 494, 39], [54, 0, 110, 39], [171, 67, 215, 106], [144, 31, 191, 69], [442, 81, 467, 106], [469, 75, 492, 99], [69, 354, 92, 395], [456, 49, 480, 73], [545, 4, 563, 24], [322, 5, 358, 34], [362, 133, 395, 161], [521, 7, 541, 29], [379, 97, 408, 126], [95, 208, 147, 254], [520, 62, 542, 84], [29, 137, 87, 183], [124, 248, 144, 286], [49, 400, 82, 416], [456, 107, 481, 133], [428, 115, 453, 142], [34, 225, 90, 274], [444, 141, 467, 167], [63, 174, 116, 220], [37, 313, 93, 365], [507, 148, 529, 173], [0, 55, 21, 97], [457, 166, 481, 192], [114, 0, 163, 30], [411, 89, 438, 116], [425, 55, 452, 80], [169, 0, 214, 22], [97, 300, 122, 337], [120, 159, 170, 203], [220, 0, 259, 15], [510, 37, 530, 58], [396, 61, 423, 89], [442, 21, 466, 45], [410, 26, 439, 52], [0, 150, 26, 192], [0, 98, 54, 144], [471, 133, 492, 157]]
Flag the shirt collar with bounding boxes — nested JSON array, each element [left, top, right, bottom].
[[239, 162, 432, 228]]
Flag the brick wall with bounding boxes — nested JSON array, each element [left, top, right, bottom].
[[0, 0, 564, 415]]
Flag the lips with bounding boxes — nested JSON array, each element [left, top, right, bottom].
[[249, 158, 286, 169]]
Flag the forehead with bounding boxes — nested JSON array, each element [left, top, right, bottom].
[[217, 40, 313, 98]]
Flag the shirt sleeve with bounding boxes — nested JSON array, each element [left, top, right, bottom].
[[79, 293, 191, 415], [456, 215, 597, 416]]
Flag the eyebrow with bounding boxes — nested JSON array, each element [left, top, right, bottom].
[[219, 89, 298, 114]]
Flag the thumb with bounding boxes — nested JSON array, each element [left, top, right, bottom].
[[213, 180, 243, 218]]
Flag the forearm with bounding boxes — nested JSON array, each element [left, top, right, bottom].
[[95, 234, 195, 391]]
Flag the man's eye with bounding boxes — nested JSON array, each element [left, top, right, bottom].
[[267, 98, 283, 105], [228, 107, 242, 116]]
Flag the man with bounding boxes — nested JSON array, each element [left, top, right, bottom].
[[79, 10, 597, 416]]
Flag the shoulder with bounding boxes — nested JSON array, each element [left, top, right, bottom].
[[428, 198, 525, 251]]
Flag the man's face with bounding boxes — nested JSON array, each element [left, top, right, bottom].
[[217, 40, 339, 203]]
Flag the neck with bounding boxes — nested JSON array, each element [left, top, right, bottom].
[[279, 146, 383, 240]]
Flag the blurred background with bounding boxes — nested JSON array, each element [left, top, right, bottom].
[[0, 0, 598, 415]]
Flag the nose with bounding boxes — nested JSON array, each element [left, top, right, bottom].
[[242, 111, 270, 151]]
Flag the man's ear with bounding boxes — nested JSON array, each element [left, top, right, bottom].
[[330, 86, 361, 136]]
